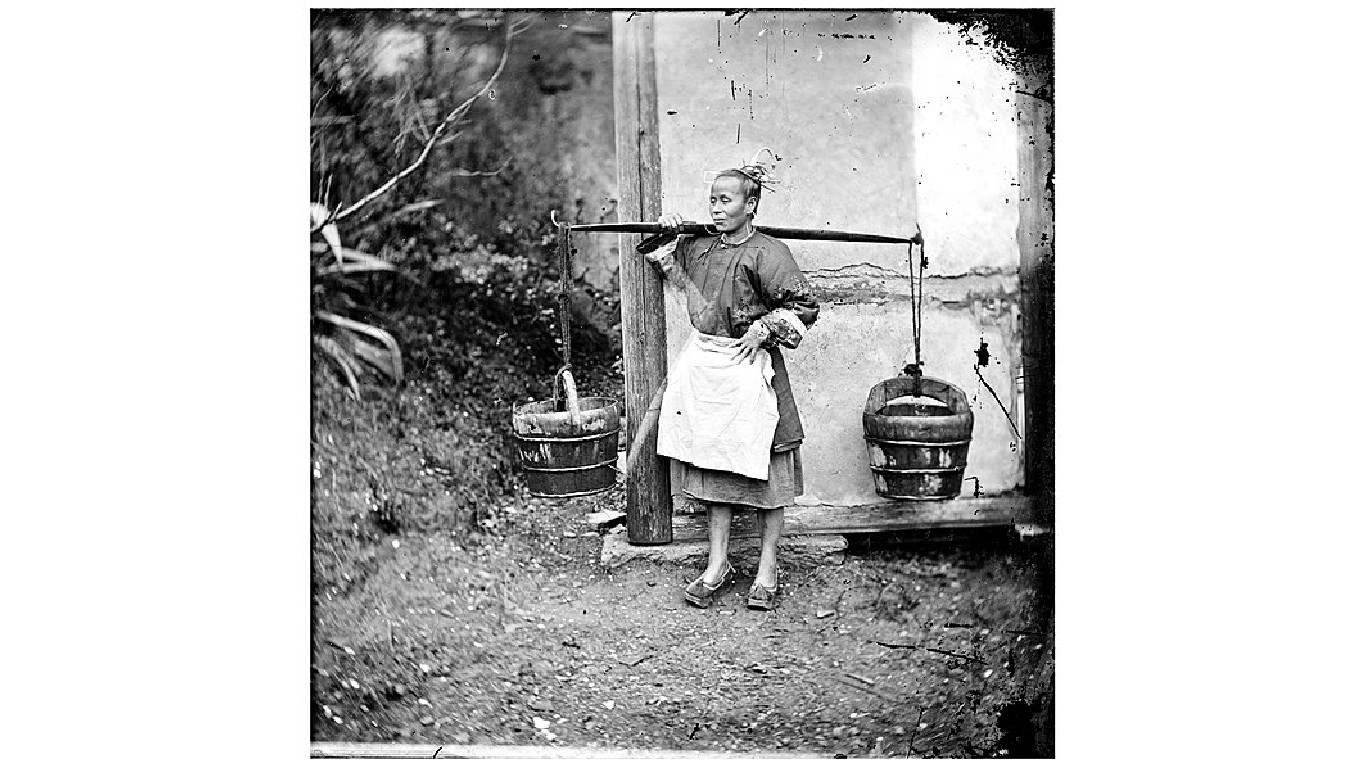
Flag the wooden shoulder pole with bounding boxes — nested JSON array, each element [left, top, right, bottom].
[[613, 12, 672, 544]]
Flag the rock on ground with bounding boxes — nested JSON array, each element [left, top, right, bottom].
[[585, 508, 627, 530]]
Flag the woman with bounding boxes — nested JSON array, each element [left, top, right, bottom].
[[646, 164, 819, 611]]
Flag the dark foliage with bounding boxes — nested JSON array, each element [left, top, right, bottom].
[[310, 10, 621, 551]]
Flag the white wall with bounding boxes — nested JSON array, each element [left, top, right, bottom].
[[652, 11, 1025, 505]]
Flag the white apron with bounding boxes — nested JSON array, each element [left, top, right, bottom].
[[657, 332, 780, 480]]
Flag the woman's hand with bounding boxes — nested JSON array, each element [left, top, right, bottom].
[[639, 211, 683, 266], [642, 213, 685, 265], [734, 322, 769, 364]]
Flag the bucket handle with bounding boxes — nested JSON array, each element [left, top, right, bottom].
[[551, 366, 583, 426]]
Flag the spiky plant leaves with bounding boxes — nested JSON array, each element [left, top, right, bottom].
[[315, 311, 403, 382], [312, 205, 404, 395], [318, 248, 398, 276], [311, 203, 344, 263], [351, 336, 400, 381], [315, 333, 363, 399]]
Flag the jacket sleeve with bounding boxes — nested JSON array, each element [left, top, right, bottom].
[[646, 235, 692, 289], [752, 242, 819, 349]]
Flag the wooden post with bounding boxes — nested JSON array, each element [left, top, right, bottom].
[[613, 12, 672, 544], [1016, 64, 1055, 529]]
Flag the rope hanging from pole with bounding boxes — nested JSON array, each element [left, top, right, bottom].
[[557, 222, 574, 377], [910, 242, 921, 382], [905, 228, 927, 396]]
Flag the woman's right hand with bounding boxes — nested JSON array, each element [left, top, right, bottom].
[[642, 213, 685, 265], [658, 213, 685, 233]]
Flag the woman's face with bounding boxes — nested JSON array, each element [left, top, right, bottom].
[[709, 176, 755, 233]]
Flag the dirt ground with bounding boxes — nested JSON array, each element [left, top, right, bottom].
[[311, 489, 1054, 758]]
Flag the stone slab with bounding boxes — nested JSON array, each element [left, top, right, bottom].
[[599, 530, 847, 571]]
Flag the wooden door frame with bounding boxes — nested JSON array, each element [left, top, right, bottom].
[[612, 12, 671, 544]]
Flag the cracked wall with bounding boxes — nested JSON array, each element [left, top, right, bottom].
[[654, 11, 1025, 505]]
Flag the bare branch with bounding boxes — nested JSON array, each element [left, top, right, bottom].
[[311, 85, 333, 118], [391, 199, 442, 216], [314, 23, 515, 233], [433, 130, 466, 149], [446, 157, 512, 177]]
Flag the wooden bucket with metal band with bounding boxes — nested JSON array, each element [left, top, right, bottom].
[[512, 369, 620, 498], [863, 376, 974, 500]]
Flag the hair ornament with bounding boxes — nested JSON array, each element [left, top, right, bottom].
[[737, 147, 781, 192]]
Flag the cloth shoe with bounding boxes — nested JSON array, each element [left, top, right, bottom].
[[746, 578, 780, 611], [683, 562, 734, 608]]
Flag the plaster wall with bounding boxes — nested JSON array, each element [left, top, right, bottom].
[[652, 11, 1025, 506]]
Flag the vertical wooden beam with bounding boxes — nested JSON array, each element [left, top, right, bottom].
[[613, 12, 672, 544], [1016, 62, 1055, 529]]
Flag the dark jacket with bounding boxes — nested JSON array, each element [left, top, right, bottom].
[[673, 232, 819, 450]]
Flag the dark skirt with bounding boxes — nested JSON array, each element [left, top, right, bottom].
[[681, 447, 803, 510]]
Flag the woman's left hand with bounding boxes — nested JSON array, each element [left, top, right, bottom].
[[734, 325, 767, 364]]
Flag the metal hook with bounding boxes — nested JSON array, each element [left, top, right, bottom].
[[550, 209, 562, 227], [963, 476, 982, 498]]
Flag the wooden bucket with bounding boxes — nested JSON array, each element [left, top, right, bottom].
[[863, 376, 974, 500], [511, 369, 620, 498]]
